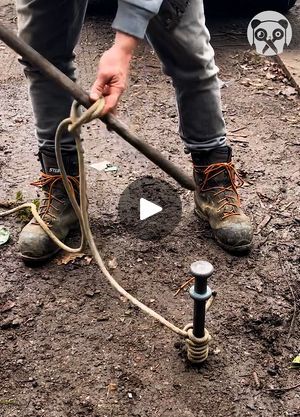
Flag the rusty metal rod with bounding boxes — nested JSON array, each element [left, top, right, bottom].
[[0, 22, 195, 191]]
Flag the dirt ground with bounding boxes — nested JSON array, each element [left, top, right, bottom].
[[0, 2, 299, 417]]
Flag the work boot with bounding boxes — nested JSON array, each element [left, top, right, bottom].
[[192, 146, 253, 253], [19, 152, 80, 263]]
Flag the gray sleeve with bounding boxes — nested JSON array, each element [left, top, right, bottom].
[[112, 0, 163, 39]]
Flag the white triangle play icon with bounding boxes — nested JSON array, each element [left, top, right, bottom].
[[139, 198, 162, 221]]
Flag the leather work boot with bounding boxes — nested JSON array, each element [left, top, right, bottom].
[[192, 146, 253, 253], [19, 152, 80, 263]]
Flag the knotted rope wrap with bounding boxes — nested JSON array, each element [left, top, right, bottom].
[[184, 324, 212, 364], [0, 100, 215, 364]]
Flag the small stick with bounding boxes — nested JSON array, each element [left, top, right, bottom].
[[280, 201, 293, 212], [264, 383, 300, 393], [228, 133, 248, 138], [256, 214, 272, 235], [230, 125, 248, 133], [229, 138, 249, 144], [253, 371, 261, 389], [174, 277, 194, 297]]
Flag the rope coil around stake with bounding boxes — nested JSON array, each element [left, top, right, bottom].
[[184, 324, 211, 364], [0, 100, 214, 363]]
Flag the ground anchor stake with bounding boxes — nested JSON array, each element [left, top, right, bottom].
[[184, 261, 214, 364]]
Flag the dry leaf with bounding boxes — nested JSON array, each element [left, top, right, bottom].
[[56, 252, 85, 265], [291, 355, 300, 369], [0, 300, 15, 313], [108, 257, 118, 269], [84, 256, 93, 265], [107, 383, 117, 397]]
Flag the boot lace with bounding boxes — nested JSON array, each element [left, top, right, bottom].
[[31, 172, 79, 226], [194, 162, 244, 219]]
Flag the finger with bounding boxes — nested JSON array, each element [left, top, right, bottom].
[[90, 81, 103, 101], [90, 72, 112, 101], [101, 93, 121, 115]]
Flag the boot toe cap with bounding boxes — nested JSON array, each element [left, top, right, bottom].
[[18, 224, 59, 261], [214, 221, 253, 253]]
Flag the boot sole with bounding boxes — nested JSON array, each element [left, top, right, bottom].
[[20, 246, 61, 265], [194, 207, 252, 254]]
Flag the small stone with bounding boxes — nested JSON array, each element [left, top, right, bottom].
[[85, 290, 94, 298], [128, 393, 133, 399]]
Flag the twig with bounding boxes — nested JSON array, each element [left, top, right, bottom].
[[230, 125, 248, 133], [280, 201, 294, 212], [228, 133, 248, 138], [256, 214, 272, 235], [174, 277, 194, 297], [264, 383, 300, 393], [229, 137, 249, 144]]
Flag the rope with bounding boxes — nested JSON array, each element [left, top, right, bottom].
[[0, 99, 214, 361], [183, 324, 211, 364]]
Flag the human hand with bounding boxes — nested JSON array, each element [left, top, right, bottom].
[[90, 32, 139, 115]]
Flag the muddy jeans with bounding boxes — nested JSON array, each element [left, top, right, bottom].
[[15, 0, 226, 154]]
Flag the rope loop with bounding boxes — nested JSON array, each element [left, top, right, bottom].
[[184, 323, 211, 364], [68, 98, 105, 133]]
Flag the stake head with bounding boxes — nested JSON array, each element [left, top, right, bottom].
[[190, 261, 214, 279]]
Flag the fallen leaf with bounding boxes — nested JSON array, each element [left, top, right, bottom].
[[0, 226, 10, 246], [0, 300, 15, 313], [107, 383, 117, 394], [56, 251, 86, 265], [108, 257, 118, 269], [291, 355, 300, 369], [107, 383, 118, 397], [84, 256, 93, 265]]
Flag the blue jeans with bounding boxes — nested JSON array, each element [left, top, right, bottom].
[[16, 0, 227, 154]]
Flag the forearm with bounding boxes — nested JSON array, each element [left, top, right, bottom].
[[114, 30, 139, 55]]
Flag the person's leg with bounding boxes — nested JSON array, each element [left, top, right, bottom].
[[16, 0, 88, 155], [147, 1, 253, 253], [147, 0, 226, 152], [16, 0, 88, 262]]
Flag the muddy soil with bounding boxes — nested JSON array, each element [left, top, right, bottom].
[[0, 2, 299, 416]]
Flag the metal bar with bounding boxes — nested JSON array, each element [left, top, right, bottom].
[[0, 22, 195, 191], [189, 261, 214, 338]]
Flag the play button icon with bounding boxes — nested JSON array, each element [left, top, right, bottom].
[[140, 198, 162, 221], [118, 176, 182, 241]]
